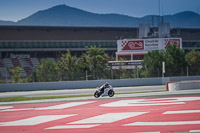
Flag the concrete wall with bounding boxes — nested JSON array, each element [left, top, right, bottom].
[[0, 76, 200, 92], [168, 80, 200, 91]]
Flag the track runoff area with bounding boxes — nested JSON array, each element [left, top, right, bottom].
[[0, 95, 200, 133]]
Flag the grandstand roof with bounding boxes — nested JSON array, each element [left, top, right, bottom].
[[0, 26, 200, 41], [0, 26, 137, 41], [0, 26, 200, 52]]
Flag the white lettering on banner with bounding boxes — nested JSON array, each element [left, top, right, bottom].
[[144, 39, 160, 50], [0, 115, 76, 126], [128, 41, 143, 50], [100, 97, 200, 107]]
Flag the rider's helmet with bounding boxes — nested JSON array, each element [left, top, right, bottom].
[[105, 82, 109, 87]]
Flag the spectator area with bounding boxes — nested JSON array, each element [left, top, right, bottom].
[[0, 58, 56, 79]]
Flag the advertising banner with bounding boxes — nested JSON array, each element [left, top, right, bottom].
[[120, 40, 144, 51], [164, 38, 182, 49], [144, 39, 161, 50], [117, 38, 182, 52]]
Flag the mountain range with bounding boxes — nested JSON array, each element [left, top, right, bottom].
[[0, 4, 200, 28]]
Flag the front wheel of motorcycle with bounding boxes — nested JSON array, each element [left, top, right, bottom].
[[94, 91, 100, 98], [108, 90, 115, 97]]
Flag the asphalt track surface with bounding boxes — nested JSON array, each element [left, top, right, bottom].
[[0, 94, 200, 133], [1, 86, 200, 133]]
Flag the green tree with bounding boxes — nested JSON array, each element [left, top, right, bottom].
[[141, 50, 164, 77], [81, 46, 108, 80], [35, 59, 58, 82], [185, 49, 200, 75], [164, 45, 186, 76], [79, 53, 90, 80], [56, 50, 79, 81], [10, 66, 23, 83]]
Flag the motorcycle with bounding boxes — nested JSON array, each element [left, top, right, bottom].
[[94, 86, 115, 98]]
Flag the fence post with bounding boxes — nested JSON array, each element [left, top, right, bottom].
[[86, 70, 88, 80], [162, 61, 165, 77], [6, 73, 8, 83]]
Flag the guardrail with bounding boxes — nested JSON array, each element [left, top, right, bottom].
[[0, 76, 200, 92]]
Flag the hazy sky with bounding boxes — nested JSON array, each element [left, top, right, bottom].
[[1, 0, 200, 22]]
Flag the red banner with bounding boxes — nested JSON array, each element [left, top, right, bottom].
[[122, 40, 144, 50], [164, 39, 180, 48]]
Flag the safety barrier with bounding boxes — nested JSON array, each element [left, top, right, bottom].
[[167, 80, 200, 92], [0, 76, 200, 92]]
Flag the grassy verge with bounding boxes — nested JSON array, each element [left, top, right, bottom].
[[0, 94, 93, 102], [0, 90, 166, 102]]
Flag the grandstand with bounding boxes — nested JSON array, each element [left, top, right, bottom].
[[0, 26, 200, 80]]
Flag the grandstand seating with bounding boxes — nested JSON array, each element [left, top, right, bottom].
[[3, 58, 14, 68], [23, 67, 32, 76], [11, 58, 21, 67], [47, 58, 56, 63], [0, 57, 59, 79], [0, 58, 48, 79], [31, 58, 40, 68], [20, 68, 27, 77], [0, 67, 9, 78], [0, 60, 4, 67], [19, 58, 30, 67], [24, 58, 33, 66]]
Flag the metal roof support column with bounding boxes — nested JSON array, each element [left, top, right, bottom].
[[131, 54, 133, 61]]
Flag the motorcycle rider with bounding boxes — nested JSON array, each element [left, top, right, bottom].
[[99, 82, 112, 94]]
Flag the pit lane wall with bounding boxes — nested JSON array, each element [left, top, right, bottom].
[[0, 76, 200, 92]]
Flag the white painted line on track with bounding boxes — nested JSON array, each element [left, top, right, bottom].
[[124, 121, 200, 126], [101, 97, 200, 107], [100, 99, 185, 107], [1, 108, 34, 112], [190, 130, 200, 132], [46, 124, 100, 129], [136, 132, 160, 133], [1, 101, 95, 112], [69, 112, 147, 124], [163, 110, 200, 114], [36, 101, 95, 110], [0, 106, 13, 110], [0, 115, 76, 126]]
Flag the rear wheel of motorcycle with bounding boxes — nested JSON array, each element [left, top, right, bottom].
[[108, 90, 114, 97], [94, 91, 100, 98]]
